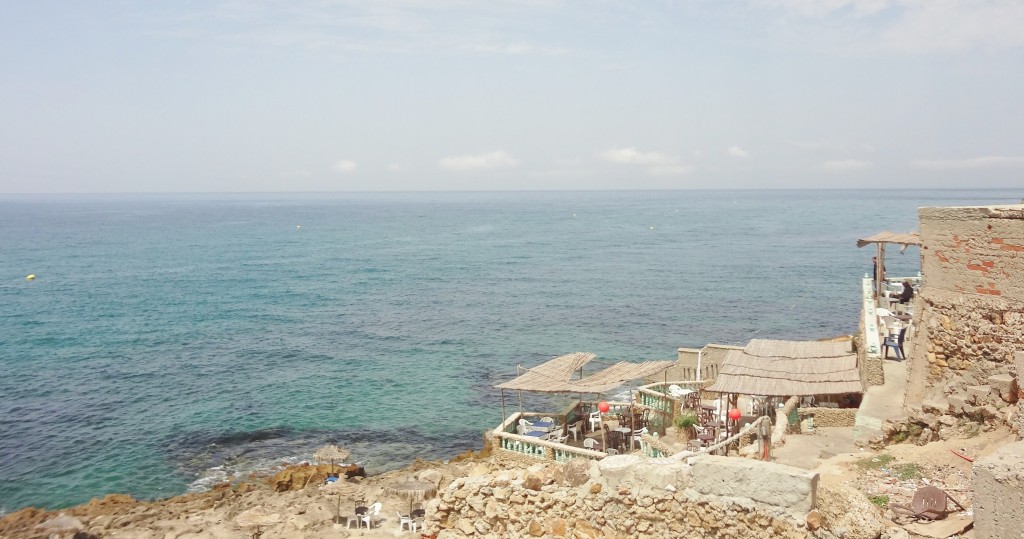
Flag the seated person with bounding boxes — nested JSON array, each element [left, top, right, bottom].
[[898, 280, 914, 304]]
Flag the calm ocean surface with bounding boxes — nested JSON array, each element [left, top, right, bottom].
[[1, 189, 1019, 512]]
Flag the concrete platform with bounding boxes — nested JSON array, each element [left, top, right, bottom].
[[854, 358, 908, 441], [772, 427, 858, 469]]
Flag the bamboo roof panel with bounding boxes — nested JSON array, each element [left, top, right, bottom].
[[856, 231, 921, 248], [494, 352, 596, 391], [705, 339, 864, 397], [494, 355, 674, 394]]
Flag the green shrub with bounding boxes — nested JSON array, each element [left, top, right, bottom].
[[855, 453, 895, 470], [893, 463, 922, 480], [674, 411, 699, 430], [867, 495, 889, 509]]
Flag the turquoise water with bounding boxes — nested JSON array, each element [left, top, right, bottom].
[[0, 189, 1018, 512]]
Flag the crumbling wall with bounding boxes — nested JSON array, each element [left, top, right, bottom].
[[426, 455, 822, 538], [915, 204, 1024, 428], [856, 319, 885, 387]]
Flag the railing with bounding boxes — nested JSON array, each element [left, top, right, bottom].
[[861, 277, 882, 357], [636, 381, 708, 426], [494, 432, 607, 462], [668, 415, 773, 459], [492, 411, 607, 463]]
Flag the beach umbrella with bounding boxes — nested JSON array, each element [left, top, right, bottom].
[[234, 507, 282, 539], [320, 479, 364, 524], [35, 514, 85, 538], [314, 444, 350, 467], [385, 479, 438, 514], [314, 444, 350, 481]]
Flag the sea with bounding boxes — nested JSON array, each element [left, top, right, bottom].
[[1, 189, 1019, 513]]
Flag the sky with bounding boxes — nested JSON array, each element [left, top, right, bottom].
[[1, 0, 1023, 193]]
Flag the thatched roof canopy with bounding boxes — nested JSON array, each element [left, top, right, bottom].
[[494, 352, 595, 392], [856, 231, 921, 248], [494, 353, 674, 394], [704, 339, 863, 397]]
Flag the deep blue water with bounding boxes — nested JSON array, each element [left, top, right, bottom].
[[1, 189, 1018, 512]]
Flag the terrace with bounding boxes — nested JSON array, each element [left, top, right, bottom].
[[490, 352, 767, 463]]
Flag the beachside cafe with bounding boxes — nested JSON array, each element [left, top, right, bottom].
[[704, 339, 866, 435], [491, 353, 677, 462], [858, 231, 922, 360]]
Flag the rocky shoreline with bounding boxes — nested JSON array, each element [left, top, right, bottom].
[[2, 425, 1014, 539]]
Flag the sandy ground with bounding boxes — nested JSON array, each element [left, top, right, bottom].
[[794, 426, 1016, 539]]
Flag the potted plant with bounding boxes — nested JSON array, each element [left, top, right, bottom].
[[674, 411, 699, 442]]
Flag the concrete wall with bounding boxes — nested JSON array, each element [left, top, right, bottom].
[[972, 440, 1024, 539], [920, 205, 1024, 302], [913, 205, 1024, 412]]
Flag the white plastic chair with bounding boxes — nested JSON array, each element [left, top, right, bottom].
[[361, 502, 381, 529], [606, 448, 619, 455], [540, 416, 554, 424], [547, 427, 568, 444], [566, 420, 582, 441], [588, 411, 602, 433], [631, 427, 647, 450], [397, 511, 414, 532], [668, 384, 688, 397], [583, 437, 600, 451]]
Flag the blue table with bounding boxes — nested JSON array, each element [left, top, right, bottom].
[[530, 420, 554, 431], [525, 430, 547, 437]]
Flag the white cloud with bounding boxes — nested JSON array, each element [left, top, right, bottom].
[[910, 156, 1024, 170], [752, 0, 1024, 54], [600, 147, 694, 176], [755, 0, 890, 18], [727, 145, 749, 158], [818, 159, 873, 172], [438, 150, 520, 171], [600, 147, 676, 166], [388, 163, 407, 172], [334, 160, 357, 173]]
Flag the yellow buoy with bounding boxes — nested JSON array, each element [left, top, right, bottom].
[[26, 274, 36, 280]]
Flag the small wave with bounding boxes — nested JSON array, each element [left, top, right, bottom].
[[186, 455, 310, 493]]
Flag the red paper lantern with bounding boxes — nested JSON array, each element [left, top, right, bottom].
[[598, 401, 610, 413], [728, 408, 742, 421]]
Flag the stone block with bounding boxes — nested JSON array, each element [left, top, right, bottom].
[[988, 373, 1019, 403], [948, 395, 968, 414], [966, 385, 994, 404], [921, 399, 949, 415], [633, 458, 693, 492], [973, 441, 1024, 539], [690, 455, 818, 516], [596, 454, 642, 489]]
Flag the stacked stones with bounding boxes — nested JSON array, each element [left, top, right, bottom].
[[425, 455, 823, 538], [798, 408, 858, 428]]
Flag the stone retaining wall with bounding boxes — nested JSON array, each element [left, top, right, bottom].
[[799, 407, 858, 428], [426, 455, 819, 538], [912, 205, 1024, 429]]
